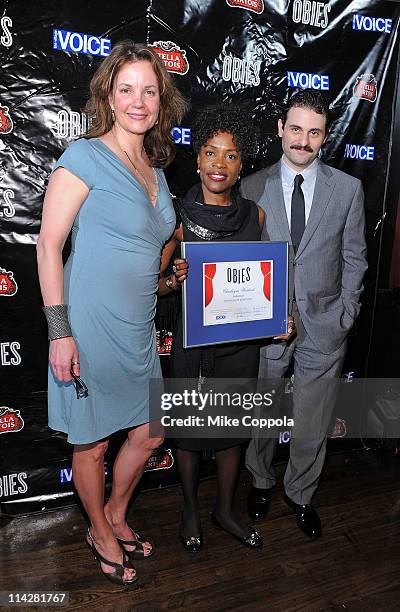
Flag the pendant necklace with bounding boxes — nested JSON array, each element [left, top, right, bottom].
[[112, 131, 158, 203]]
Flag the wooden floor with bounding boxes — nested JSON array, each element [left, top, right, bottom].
[[1, 448, 399, 612]]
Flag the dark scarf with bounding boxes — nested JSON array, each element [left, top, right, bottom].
[[177, 183, 249, 240]]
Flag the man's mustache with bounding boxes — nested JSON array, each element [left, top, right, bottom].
[[290, 144, 314, 153]]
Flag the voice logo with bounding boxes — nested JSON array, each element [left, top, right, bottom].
[[0, 267, 18, 296], [226, 0, 264, 15], [292, 0, 331, 29], [0, 341, 22, 366], [0, 407, 24, 434], [0, 104, 13, 135], [55, 110, 92, 138], [0, 472, 28, 498], [353, 14, 392, 34], [53, 29, 111, 57], [0, 15, 13, 47], [222, 55, 261, 86], [287, 71, 329, 91], [60, 462, 108, 483], [149, 41, 189, 75], [171, 126, 191, 146], [344, 143, 375, 161], [353, 74, 377, 103]]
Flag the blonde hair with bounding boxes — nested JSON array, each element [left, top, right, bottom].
[[83, 40, 188, 167]]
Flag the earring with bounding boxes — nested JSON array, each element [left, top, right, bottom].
[[237, 173, 241, 181], [111, 109, 115, 122], [197, 168, 200, 174]]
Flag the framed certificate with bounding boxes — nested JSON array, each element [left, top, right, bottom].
[[181, 241, 288, 348]]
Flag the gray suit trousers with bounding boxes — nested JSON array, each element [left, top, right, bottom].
[[245, 306, 347, 504]]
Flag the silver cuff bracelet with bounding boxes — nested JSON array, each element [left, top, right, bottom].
[[42, 304, 72, 340]]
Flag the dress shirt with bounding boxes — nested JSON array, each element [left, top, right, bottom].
[[281, 156, 318, 230]]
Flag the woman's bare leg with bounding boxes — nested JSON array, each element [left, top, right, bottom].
[[104, 422, 163, 554], [73, 440, 136, 580]]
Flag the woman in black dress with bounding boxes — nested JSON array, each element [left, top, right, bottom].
[[161, 106, 267, 551]]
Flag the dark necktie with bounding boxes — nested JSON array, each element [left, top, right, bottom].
[[291, 174, 305, 254]]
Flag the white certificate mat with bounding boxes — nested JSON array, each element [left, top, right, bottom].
[[203, 260, 273, 326]]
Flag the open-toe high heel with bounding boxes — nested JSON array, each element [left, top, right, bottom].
[[86, 528, 139, 588], [116, 527, 154, 560]]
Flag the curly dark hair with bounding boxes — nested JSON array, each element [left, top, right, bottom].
[[191, 105, 257, 160], [282, 90, 331, 131]]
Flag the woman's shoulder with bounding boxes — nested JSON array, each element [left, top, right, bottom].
[[62, 137, 95, 155]]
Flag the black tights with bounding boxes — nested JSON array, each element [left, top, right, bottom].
[[175, 445, 252, 539]]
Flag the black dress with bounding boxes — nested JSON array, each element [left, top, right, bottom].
[[170, 184, 261, 451]]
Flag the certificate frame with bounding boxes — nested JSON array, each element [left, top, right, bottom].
[[181, 241, 288, 348]]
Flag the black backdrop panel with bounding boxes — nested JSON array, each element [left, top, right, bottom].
[[1, 0, 399, 515]]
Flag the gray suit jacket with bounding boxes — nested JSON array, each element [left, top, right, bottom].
[[241, 160, 368, 356]]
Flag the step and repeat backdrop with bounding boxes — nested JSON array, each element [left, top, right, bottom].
[[1, 0, 399, 515]]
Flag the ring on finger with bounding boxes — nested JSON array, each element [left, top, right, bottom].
[[172, 265, 177, 273]]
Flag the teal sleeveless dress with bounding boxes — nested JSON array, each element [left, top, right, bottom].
[[47, 138, 175, 444]]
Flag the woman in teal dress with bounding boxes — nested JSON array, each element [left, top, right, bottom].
[[37, 41, 187, 587]]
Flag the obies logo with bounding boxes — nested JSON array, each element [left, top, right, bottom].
[[292, 0, 331, 29], [0, 407, 24, 434], [149, 41, 189, 75], [1, 15, 13, 47], [226, 0, 264, 15], [0, 105, 13, 135], [0, 472, 28, 498], [222, 55, 261, 86], [144, 448, 174, 472], [55, 110, 92, 139], [0, 267, 18, 296], [353, 74, 377, 103]]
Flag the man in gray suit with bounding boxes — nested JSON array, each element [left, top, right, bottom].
[[241, 90, 368, 538]]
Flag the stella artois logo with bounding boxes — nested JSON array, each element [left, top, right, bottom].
[[226, 0, 264, 14], [149, 41, 189, 75], [353, 74, 377, 103], [0, 104, 13, 134], [0, 267, 18, 296], [144, 448, 174, 472], [0, 407, 24, 434]]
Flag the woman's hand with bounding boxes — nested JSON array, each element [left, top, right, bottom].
[[273, 316, 296, 342], [49, 336, 80, 382], [172, 257, 188, 287]]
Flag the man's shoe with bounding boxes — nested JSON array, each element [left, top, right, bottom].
[[247, 486, 271, 521], [284, 494, 321, 539]]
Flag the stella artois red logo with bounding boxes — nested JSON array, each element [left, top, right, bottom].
[[329, 418, 347, 439], [149, 41, 189, 75], [226, 0, 264, 14], [156, 330, 173, 355], [144, 448, 174, 472], [0, 267, 18, 296], [353, 74, 377, 103], [0, 407, 24, 434], [0, 104, 13, 134]]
